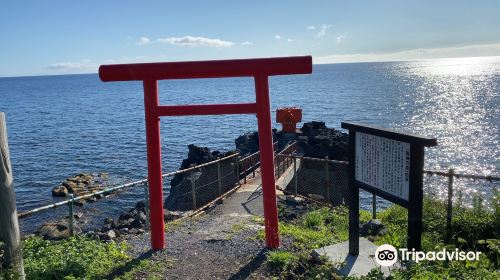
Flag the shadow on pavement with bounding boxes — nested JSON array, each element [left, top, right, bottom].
[[228, 248, 268, 280]]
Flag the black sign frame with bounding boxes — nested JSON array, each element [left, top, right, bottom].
[[341, 121, 437, 254]]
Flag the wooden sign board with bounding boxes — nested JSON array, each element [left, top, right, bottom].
[[341, 121, 437, 254]]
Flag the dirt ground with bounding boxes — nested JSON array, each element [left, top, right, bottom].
[[115, 176, 286, 279]]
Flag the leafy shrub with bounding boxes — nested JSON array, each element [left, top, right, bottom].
[[266, 252, 336, 279], [303, 211, 323, 229], [20, 236, 128, 279], [280, 222, 334, 250], [265, 251, 298, 273]]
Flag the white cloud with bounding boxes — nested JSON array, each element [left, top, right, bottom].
[[307, 25, 316, 30], [45, 62, 83, 71], [287, 38, 293, 42], [316, 24, 332, 38], [157, 36, 234, 47], [274, 35, 281, 40], [314, 43, 500, 64], [241, 41, 253, 45], [136, 37, 151, 46], [336, 35, 346, 43]]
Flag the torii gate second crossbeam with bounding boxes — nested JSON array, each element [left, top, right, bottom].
[[99, 56, 313, 250]]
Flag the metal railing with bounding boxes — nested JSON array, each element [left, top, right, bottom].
[[236, 142, 278, 185], [17, 152, 242, 234], [422, 169, 499, 237], [274, 141, 299, 178], [17, 142, 290, 235], [275, 157, 499, 240]]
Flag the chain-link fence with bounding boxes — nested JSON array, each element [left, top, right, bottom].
[[164, 153, 239, 211], [276, 154, 350, 207]]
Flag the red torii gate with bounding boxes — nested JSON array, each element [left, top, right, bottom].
[[99, 56, 312, 250]]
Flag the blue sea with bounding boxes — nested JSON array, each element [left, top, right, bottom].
[[1, 57, 499, 232]]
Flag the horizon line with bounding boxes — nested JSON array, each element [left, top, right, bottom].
[[1, 54, 499, 79]]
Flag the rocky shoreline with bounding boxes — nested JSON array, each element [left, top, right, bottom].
[[51, 172, 110, 200]]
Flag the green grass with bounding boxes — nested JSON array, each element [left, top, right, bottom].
[[265, 251, 337, 279], [114, 258, 169, 280], [265, 251, 298, 273], [0, 236, 129, 280], [303, 211, 323, 229], [280, 222, 334, 250]]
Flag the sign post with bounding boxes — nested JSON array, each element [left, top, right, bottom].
[[341, 121, 437, 254]]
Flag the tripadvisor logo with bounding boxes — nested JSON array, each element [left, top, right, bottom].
[[375, 244, 482, 266], [375, 244, 398, 266]]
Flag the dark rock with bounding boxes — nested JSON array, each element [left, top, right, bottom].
[[86, 231, 99, 240], [164, 211, 186, 221], [101, 230, 116, 241], [52, 172, 110, 198], [129, 228, 140, 235], [62, 181, 79, 193], [235, 132, 260, 156], [282, 211, 297, 221], [297, 122, 349, 161], [119, 213, 132, 221], [360, 219, 385, 236], [73, 212, 84, 220], [52, 185, 68, 197], [164, 144, 236, 211], [135, 201, 146, 210], [130, 218, 142, 229], [129, 209, 139, 217], [74, 200, 85, 207], [104, 217, 114, 224], [138, 212, 147, 222], [101, 223, 113, 232], [36, 221, 80, 240]]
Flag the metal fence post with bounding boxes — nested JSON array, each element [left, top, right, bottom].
[[144, 182, 150, 230], [372, 194, 377, 219], [68, 194, 74, 236], [236, 156, 240, 186], [217, 159, 222, 195], [293, 156, 298, 194], [243, 158, 247, 184], [446, 168, 454, 240], [325, 156, 330, 204], [252, 155, 256, 178], [277, 155, 281, 178], [191, 170, 197, 211]]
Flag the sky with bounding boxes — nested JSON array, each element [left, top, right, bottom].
[[1, 0, 500, 77]]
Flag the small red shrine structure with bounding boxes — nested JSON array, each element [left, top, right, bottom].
[[276, 107, 302, 133]]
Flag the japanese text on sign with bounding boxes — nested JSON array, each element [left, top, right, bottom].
[[355, 132, 410, 201]]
